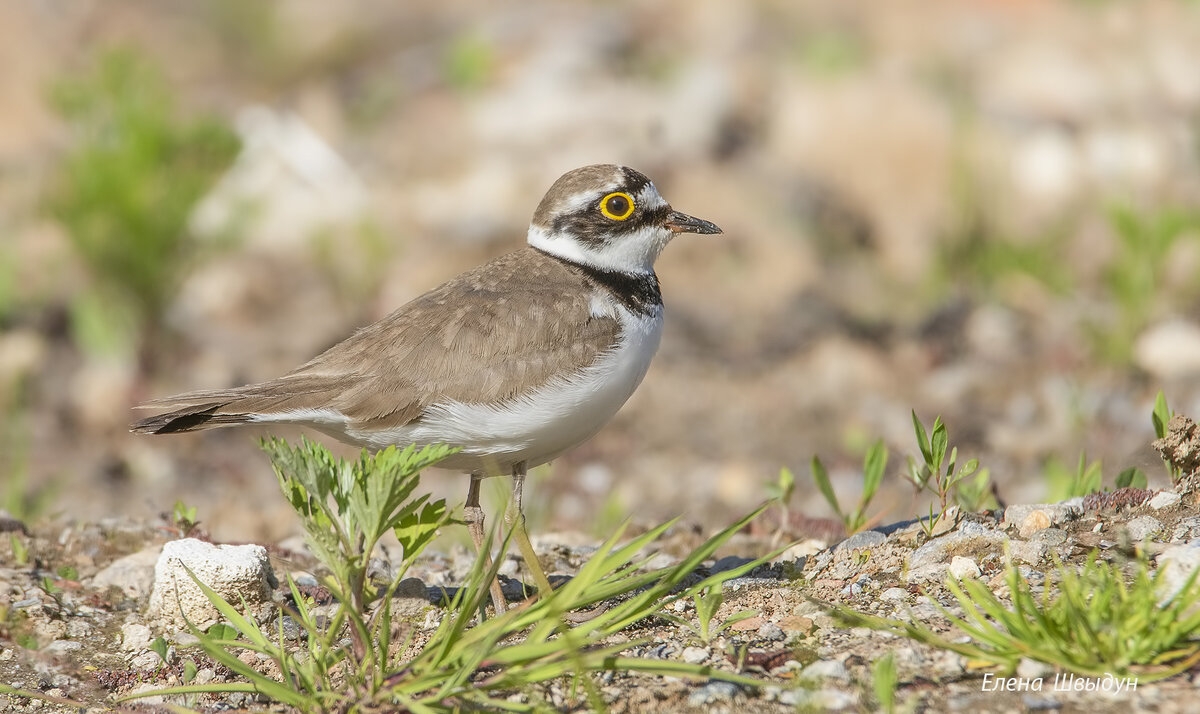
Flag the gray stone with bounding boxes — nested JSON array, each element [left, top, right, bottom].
[[1149, 491, 1182, 510], [1009, 540, 1048, 565], [91, 545, 162, 599], [1126, 516, 1164, 542], [148, 539, 277, 630], [908, 530, 1009, 577], [681, 646, 708, 665], [880, 587, 908, 601], [394, 577, 427, 600], [799, 659, 849, 682], [687, 680, 741, 706], [1172, 517, 1200, 543], [43, 640, 82, 657], [835, 530, 887, 552], [1030, 528, 1068, 546], [757, 622, 785, 641]]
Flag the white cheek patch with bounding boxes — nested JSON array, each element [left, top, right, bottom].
[[528, 223, 672, 273]]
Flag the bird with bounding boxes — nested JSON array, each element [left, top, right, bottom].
[[131, 164, 722, 613]]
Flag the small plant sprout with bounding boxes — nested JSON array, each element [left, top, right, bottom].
[[1153, 390, 1183, 483], [827, 551, 1200, 681], [810, 439, 888, 534], [171, 500, 200, 537], [905, 412, 980, 535], [765, 467, 795, 543]]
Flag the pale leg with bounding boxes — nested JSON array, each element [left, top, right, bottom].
[[506, 461, 555, 598], [465, 474, 507, 614]]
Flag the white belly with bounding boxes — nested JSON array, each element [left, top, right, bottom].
[[344, 308, 663, 474]]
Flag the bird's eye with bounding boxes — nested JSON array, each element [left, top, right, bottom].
[[599, 192, 635, 221]]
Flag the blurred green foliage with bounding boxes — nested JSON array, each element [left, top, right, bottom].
[[45, 49, 239, 358], [1094, 204, 1200, 363]]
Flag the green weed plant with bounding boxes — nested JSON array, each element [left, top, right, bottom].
[[125, 438, 777, 712]]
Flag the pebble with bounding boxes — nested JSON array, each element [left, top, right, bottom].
[[687, 680, 741, 705], [43, 640, 82, 657], [879, 587, 908, 601], [1156, 544, 1200, 601], [91, 545, 162, 598], [1126, 515, 1164, 542], [835, 530, 887, 552], [948, 556, 981, 579], [1030, 528, 1068, 546], [757, 622, 785, 641], [1150, 491, 1182, 510], [1009, 540, 1048, 564], [1172, 517, 1200, 542], [121, 623, 153, 651], [681, 646, 708, 664], [799, 659, 849, 682]]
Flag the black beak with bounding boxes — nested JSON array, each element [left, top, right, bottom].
[[664, 210, 722, 235]]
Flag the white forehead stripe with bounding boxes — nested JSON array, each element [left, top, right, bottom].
[[637, 182, 667, 210]]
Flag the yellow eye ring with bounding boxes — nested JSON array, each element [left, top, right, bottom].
[[599, 192, 636, 221]]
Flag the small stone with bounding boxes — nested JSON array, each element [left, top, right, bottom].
[[43, 640, 82, 657], [778, 615, 815, 635], [1150, 491, 1182, 510], [130, 651, 162, 671], [729, 616, 765, 632], [121, 623, 153, 651], [681, 646, 708, 664], [1157, 545, 1200, 601], [687, 680, 740, 706], [1019, 511, 1052, 538], [835, 530, 886, 552], [91, 545, 162, 599], [1126, 516, 1164, 542], [799, 659, 849, 682], [757, 622, 785, 641], [948, 556, 981, 580], [1010, 540, 1048, 565], [1030, 528, 1068, 546], [880, 587, 908, 602], [393, 577, 427, 600]]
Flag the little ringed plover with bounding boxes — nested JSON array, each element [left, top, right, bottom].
[[132, 164, 722, 612]]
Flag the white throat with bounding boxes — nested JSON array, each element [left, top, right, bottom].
[[527, 224, 672, 274]]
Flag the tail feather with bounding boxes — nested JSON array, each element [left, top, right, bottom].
[[130, 375, 359, 435], [130, 402, 254, 434]]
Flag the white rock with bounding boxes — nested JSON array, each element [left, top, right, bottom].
[[1150, 491, 1182, 510], [1157, 545, 1200, 602], [681, 646, 708, 665], [148, 539, 277, 630], [948, 556, 981, 580], [120, 623, 153, 652]]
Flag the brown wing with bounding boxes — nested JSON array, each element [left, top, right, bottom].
[[131, 248, 621, 434]]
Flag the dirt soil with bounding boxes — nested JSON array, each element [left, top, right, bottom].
[[3, 476, 1200, 712]]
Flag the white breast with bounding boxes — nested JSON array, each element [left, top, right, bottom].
[[343, 303, 664, 474]]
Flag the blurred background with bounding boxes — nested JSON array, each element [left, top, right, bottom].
[[4, 0, 1200, 544]]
